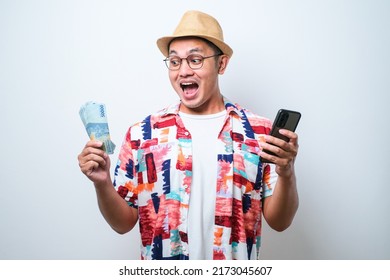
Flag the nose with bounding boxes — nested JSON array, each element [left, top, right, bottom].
[[178, 58, 194, 76]]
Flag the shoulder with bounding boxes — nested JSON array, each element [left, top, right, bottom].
[[232, 102, 273, 134], [126, 103, 179, 139]]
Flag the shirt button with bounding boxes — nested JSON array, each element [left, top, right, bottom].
[[184, 131, 189, 136]]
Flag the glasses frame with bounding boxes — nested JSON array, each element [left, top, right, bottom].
[[163, 53, 222, 70]]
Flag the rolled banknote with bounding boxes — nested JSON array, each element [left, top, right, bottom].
[[79, 101, 116, 154]]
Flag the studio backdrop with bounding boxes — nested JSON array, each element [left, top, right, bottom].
[[1, 0, 389, 259]]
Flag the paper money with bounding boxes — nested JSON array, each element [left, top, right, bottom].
[[79, 101, 116, 154]]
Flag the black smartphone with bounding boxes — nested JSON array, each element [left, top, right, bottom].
[[261, 109, 301, 163]]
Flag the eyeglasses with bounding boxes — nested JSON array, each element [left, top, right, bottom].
[[163, 53, 222, 70]]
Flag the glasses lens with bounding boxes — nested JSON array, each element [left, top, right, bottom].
[[187, 55, 203, 69], [164, 54, 214, 70], [165, 56, 181, 70]]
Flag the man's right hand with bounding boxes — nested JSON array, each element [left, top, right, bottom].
[[77, 140, 138, 233], [78, 140, 111, 185]]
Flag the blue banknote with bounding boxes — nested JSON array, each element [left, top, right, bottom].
[[79, 101, 116, 154]]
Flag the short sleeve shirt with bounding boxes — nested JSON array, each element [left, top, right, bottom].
[[113, 98, 277, 260]]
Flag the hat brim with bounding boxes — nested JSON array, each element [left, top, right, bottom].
[[157, 35, 233, 58]]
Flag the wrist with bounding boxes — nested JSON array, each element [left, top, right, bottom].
[[94, 177, 113, 190], [276, 165, 295, 181]]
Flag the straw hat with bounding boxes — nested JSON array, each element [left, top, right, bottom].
[[156, 10, 233, 58]]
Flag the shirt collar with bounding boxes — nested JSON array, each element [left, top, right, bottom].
[[158, 96, 242, 118]]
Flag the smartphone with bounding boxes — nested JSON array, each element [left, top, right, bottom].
[[261, 109, 301, 163]]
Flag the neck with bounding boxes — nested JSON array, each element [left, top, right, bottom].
[[179, 94, 225, 115]]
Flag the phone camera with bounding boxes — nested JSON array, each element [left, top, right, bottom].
[[277, 112, 289, 127]]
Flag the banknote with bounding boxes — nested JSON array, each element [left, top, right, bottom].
[[79, 101, 116, 154]]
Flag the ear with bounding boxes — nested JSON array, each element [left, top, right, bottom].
[[218, 55, 230, 74]]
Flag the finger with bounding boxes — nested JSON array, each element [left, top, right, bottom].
[[260, 150, 276, 163], [79, 144, 107, 159], [79, 160, 100, 176], [260, 147, 294, 168], [83, 140, 104, 152], [86, 140, 103, 147], [264, 135, 292, 153], [80, 152, 107, 166], [278, 129, 299, 145], [260, 137, 298, 164], [260, 142, 289, 159]]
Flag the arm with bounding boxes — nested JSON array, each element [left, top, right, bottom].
[[78, 140, 138, 234], [260, 129, 299, 232]]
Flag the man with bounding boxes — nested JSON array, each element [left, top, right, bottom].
[[78, 10, 299, 260]]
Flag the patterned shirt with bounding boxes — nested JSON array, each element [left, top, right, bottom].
[[113, 98, 277, 260]]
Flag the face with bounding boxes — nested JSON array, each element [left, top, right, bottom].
[[167, 38, 229, 114]]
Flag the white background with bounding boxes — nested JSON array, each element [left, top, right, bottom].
[[1, 0, 389, 260]]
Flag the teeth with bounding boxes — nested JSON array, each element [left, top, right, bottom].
[[181, 82, 194, 86]]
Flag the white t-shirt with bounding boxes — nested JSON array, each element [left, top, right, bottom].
[[180, 110, 226, 260]]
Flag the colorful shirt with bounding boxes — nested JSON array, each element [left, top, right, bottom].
[[113, 98, 277, 260]]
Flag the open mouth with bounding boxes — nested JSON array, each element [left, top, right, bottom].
[[180, 82, 199, 96]]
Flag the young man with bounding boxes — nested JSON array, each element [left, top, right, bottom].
[[78, 10, 299, 260]]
